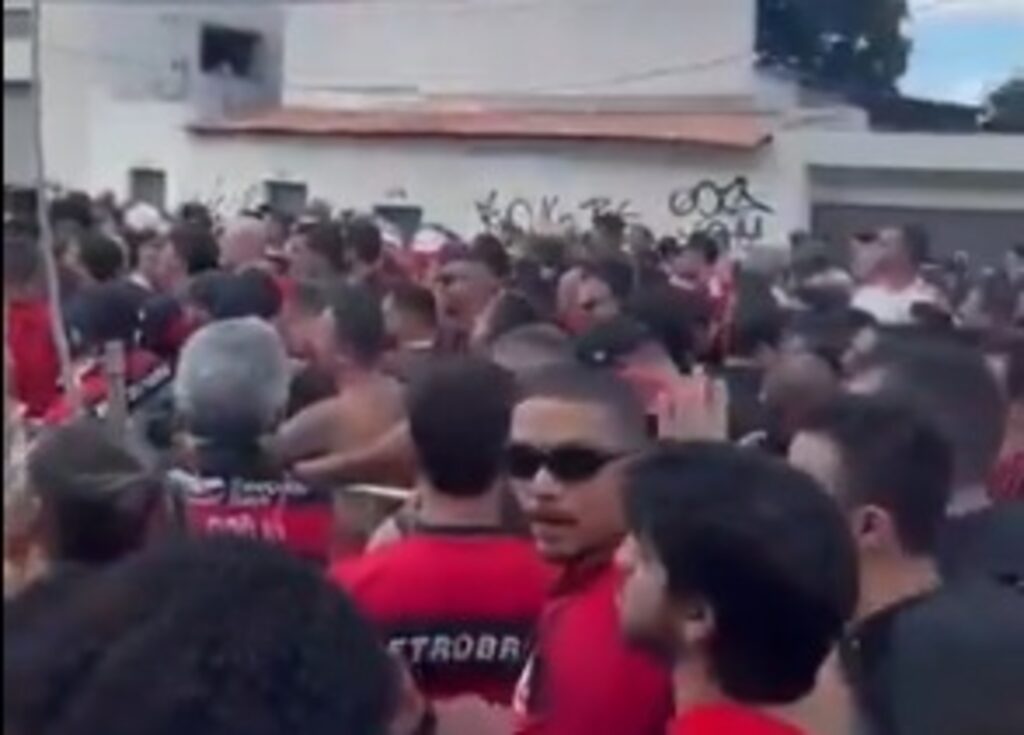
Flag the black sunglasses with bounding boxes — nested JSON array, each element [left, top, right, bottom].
[[505, 443, 626, 484]]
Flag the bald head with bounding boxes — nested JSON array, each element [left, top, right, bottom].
[[763, 352, 839, 451], [220, 216, 268, 271], [490, 324, 573, 377]]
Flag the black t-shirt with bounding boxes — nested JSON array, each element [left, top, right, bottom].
[[889, 579, 1024, 735], [841, 579, 1024, 735], [841, 593, 930, 735], [938, 501, 1024, 587], [718, 363, 766, 441]]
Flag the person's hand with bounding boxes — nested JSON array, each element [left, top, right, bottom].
[[652, 372, 729, 442], [292, 458, 318, 483], [433, 697, 513, 735], [387, 655, 430, 735]]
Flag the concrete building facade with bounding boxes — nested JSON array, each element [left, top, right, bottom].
[[5, 0, 1022, 258]]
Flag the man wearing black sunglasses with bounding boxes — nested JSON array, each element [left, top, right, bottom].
[[510, 364, 672, 735]]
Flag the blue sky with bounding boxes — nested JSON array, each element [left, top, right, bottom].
[[902, 0, 1024, 103]]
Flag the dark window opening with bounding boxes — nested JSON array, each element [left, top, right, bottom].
[[374, 204, 424, 246], [200, 25, 261, 79], [265, 181, 308, 217], [4, 10, 32, 41], [129, 168, 167, 211]]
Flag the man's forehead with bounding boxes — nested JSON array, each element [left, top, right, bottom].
[[511, 396, 617, 443], [877, 227, 902, 245], [442, 258, 487, 276], [578, 274, 609, 291], [224, 217, 265, 239], [844, 366, 886, 395]]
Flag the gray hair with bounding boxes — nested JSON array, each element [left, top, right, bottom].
[[174, 317, 290, 439]]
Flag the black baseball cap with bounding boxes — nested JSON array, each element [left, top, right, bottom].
[[574, 316, 654, 368]]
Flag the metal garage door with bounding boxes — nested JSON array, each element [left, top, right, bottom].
[[812, 204, 1024, 267]]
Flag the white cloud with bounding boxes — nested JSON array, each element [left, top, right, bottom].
[[945, 76, 993, 103]]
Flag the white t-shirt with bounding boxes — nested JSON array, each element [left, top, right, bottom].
[[852, 279, 944, 325]]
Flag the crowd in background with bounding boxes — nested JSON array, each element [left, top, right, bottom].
[[3, 188, 1023, 735]]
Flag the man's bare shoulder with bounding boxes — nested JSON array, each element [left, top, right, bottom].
[[291, 396, 344, 428], [339, 375, 405, 415], [273, 397, 344, 462]]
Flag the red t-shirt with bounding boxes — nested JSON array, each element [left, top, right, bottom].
[[173, 464, 334, 566], [42, 350, 170, 426], [332, 530, 553, 704], [6, 298, 60, 418], [513, 561, 673, 735], [989, 450, 1024, 502], [272, 273, 295, 304], [668, 705, 805, 735]]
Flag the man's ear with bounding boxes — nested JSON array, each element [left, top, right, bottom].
[[676, 595, 715, 652], [849, 504, 898, 554]]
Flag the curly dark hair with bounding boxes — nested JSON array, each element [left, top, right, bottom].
[[4, 537, 398, 735]]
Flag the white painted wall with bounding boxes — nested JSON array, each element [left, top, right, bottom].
[[795, 130, 1024, 175], [284, 0, 756, 107], [84, 100, 198, 206], [184, 134, 787, 245], [792, 130, 1024, 214], [26, 1, 283, 190], [168, 127, 1023, 248], [18, 0, 1022, 249]]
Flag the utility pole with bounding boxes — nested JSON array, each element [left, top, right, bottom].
[[30, 0, 80, 417]]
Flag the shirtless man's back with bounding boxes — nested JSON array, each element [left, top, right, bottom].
[[274, 371, 405, 468], [271, 282, 409, 482]]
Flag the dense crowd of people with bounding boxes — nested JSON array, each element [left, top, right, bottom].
[[3, 190, 1023, 735]]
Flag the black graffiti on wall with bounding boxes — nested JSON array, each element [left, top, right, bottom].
[[475, 190, 638, 232], [668, 176, 773, 246], [195, 177, 263, 216]]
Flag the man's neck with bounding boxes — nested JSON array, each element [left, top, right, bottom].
[[417, 482, 503, 529], [857, 555, 939, 622], [556, 546, 620, 589], [1001, 418, 1024, 456], [338, 363, 383, 388], [874, 267, 918, 291], [399, 327, 436, 350], [673, 658, 728, 715]]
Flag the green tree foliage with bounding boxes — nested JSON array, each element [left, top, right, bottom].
[[757, 0, 911, 96], [983, 76, 1024, 132]]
